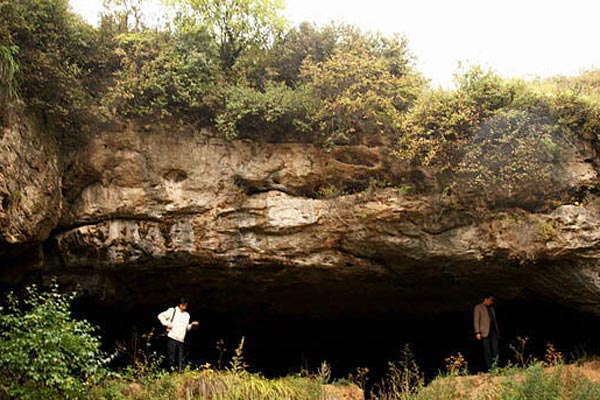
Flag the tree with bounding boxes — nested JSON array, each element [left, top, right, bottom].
[[166, 0, 286, 70], [263, 22, 352, 85], [100, 30, 219, 122], [100, 0, 146, 34], [0, 0, 96, 137], [300, 36, 423, 146]]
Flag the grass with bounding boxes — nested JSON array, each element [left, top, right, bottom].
[[84, 354, 600, 400], [89, 336, 338, 400], [385, 362, 600, 400], [89, 369, 328, 400], [86, 336, 600, 400]]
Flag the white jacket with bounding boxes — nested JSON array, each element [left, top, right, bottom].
[[158, 306, 193, 343]]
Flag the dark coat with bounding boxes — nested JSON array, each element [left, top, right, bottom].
[[474, 303, 500, 338]]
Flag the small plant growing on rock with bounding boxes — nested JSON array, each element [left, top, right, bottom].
[[216, 338, 228, 370], [510, 336, 534, 368], [317, 360, 332, 384], [444, 352, 468, 376], [544, 342, 564, 366], [379, 344, 424, 399], [351, 367, 370, 391], [229, 336, 248, 374], [537, 220, 559, 242]]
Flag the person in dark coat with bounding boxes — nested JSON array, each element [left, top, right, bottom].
[[474, 295, 500, 372]]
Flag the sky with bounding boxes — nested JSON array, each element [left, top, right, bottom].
[[69, 0, 600, 87]]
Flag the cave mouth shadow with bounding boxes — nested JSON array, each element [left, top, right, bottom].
[[73, 296, 600, 381]]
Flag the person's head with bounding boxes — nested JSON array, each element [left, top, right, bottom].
[[483, 295, 495, 306], [178, 297, 188, 311]]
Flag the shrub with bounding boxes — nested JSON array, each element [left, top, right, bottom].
[[300, 36, 423, 146], [500, 363, 600, 400], [167, 0, 287, 71], [541, 69, 600, 105], [101, 30, 219, 122], [258, 22, 342, 86], [0, 45, 19, 107], [549, 91, 600, 142], [0, 0, 96, 136], [377, 344, 424, 400], [0, 283, 109, 400], [397, 88, 479, 166], [215, 80, 317, 141], [398, 67, 540, 167], [455, 66, 518, 116], [454, 109, 575, 207]]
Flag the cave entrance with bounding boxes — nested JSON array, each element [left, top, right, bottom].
[[73, 294, 600, 380]]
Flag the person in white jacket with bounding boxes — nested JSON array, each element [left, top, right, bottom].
[[157, 298, 199, 371]]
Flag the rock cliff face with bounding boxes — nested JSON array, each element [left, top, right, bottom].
[[2, 122, 600, 318], [0, 115, 61, 281]]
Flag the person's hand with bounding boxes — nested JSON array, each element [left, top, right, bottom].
[[166, 324, 173, 330], [475, 333, 482, 340], [191, 321, 199, 327]]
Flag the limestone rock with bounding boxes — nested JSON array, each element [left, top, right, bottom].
[[0, 116, 61, 245], [2, 124, 600, 317]]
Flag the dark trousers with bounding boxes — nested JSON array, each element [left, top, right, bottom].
[[167, 337, 185, 372], [482, 332, 499, 372]]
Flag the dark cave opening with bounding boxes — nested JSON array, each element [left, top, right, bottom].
[[72, 295, 600, 382]]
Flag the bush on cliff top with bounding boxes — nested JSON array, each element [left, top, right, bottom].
[[0, 0, 100, 137], [300, 35, 424, 146], [99, 30, 219, 123]]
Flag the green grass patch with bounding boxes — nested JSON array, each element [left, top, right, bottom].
[[89, 369, 326, 400]]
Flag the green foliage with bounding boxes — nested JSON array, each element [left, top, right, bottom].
[[167, 0, 286, 70], [101, 0, 147, 34], [256, 22, 395, 86], [399, 67, 531, 167], [301, 36, 423, 146], [397, 66, 600, 208], [377, 345, 425, 400], [539, 69, 600, 105], [454, 109, 574, 206], [398, 88, 479, 166], [91, 369, 325, 400], [0, 0, 97, 136], [260, 22, 342, 85], [455, 66, 518, 116], [101, 30, 218, 121], [228, 336, 248, 374], [549, 91, 600, 141], [1, 0, 599, 182], [215, 80, 317, 140], [0, 45, 19, 108], [0, 283, 108, 400], [500, 363, 600, 400]]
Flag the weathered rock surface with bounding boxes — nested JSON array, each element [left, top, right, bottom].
[[0, 115, 61, 282], [2, 124, 600, 318], [0, 116, 61, 245]]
